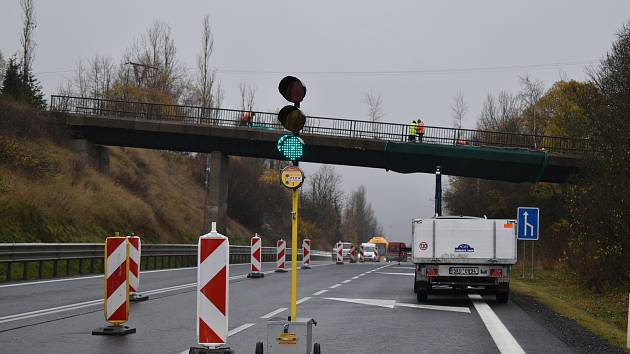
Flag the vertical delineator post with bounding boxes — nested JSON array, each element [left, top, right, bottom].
[[301, 239, 311, 269], [247, 234, 264, 278], [195, 222, 230, 350], [128, 235, 148, 302], [276, 239, 287, 273]]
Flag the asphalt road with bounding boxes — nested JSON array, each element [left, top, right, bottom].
[[0, 261, 590, 353]]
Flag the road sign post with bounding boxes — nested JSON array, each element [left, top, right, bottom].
[[517, 207, 540, 280]]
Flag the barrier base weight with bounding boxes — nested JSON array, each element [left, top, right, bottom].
[[336, 261, 343, 265], [130, 293, 149, 303], [189, 345, 234, 354], [92, 325, 136, 336], [274, 269, 288, 273], [301, 265, 311, 269], [247, 272, 265, 278]]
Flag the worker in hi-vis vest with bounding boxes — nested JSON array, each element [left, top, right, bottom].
[[416, 119, 425, 142], [408, 120, 417, 142]]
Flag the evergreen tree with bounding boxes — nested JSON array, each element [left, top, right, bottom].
[[0, 56, 46, 109]]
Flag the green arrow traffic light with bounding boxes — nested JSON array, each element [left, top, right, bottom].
[[277, 134, 304, 161]]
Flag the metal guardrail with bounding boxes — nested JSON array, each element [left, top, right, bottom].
[[0, 243, 330, 282], [50, 95, 592, 154]]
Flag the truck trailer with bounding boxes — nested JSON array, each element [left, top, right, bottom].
[[411, 216, 517, 303]]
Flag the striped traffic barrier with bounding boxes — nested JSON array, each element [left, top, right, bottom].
[[336, 241, 344, 265], [349, 244, 357, 263], [92, 235, 135, 335], [247, 233, 264, 278], [189, 222, 233, 354], [128, 235, 148, 303], [301, 238, 311, 269], [275, 239, 287, 273], [359, 245, 365, 262]]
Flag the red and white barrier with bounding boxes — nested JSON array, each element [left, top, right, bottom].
[[336, 241, 343, 264], [359, 245, 365, 262], [196, 222, 229, 348], [275, 239, 287, 273], [301, 238, 311, 269], [247, 233, 264, 278], [92, 235, 135, 335], [349, 245, 357, 263], [127, 236, 148, 302]]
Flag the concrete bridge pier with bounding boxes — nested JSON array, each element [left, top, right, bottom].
[[69, 139, 110, 175], [203, 151, 229, 234]]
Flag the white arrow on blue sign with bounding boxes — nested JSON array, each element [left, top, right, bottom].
[[517, 207, 539, 240]]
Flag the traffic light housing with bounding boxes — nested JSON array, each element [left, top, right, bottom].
[[277, 105, 306, 133]]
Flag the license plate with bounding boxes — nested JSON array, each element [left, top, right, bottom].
[[449, 267, 479, 275]]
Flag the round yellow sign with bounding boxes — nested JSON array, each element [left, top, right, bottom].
[[280, 166, 304, 189]]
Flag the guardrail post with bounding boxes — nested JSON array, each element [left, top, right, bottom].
[[90, 258, 95, 273], [22, 261, 28, 280], [52, 260, 58, 278], [38, 261, 43, 279], [6, 262, 12, 281]]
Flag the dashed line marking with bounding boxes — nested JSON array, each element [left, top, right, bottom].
[[329, 284, 342, 289], [468, 294, 525, 354], [341, 280, 351, 284], [375, 272, 414, 276], [351, 276, 359, 280], [296, 297, 311, 305], [312, 289, 328, 296], [260, 307, 287, 319], [228, 322, 256, 336]]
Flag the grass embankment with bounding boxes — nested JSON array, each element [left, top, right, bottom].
[[511, 267, 629, 350], [0, 99, 254, 245]]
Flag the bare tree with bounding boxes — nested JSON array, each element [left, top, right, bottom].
[[19, 0, 36, 80], [196, 15, 216, 108], [239, 82, 256, 111], [62, 55, 114, 99], [518, 75, 544, 144], [364, 90, 385, 122], [451, 90, 468, 129], [478, 91, 521, 133]]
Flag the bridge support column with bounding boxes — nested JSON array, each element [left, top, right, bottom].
[[69, 139, 110, 175], [203, 152, 229, 234]]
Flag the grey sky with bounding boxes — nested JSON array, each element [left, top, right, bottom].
[[1, 1, 629, 243]]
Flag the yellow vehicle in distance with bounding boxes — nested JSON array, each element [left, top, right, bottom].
[[367, 236, 388, 262]]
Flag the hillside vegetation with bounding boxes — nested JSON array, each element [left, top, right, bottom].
[[0, 99, 254, 244]]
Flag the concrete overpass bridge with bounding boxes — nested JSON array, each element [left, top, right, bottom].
[[50, 96, 590, 228]]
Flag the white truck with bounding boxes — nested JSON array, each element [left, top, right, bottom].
[[411, 216, 517, 303], [359, 243, 377, 262]]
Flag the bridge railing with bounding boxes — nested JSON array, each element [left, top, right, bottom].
[[50, 95, 592, 154], [0, 243, 330, 283]]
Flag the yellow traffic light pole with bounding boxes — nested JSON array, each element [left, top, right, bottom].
[[290, 188, 298, 321]]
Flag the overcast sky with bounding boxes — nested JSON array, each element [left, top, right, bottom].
[[1, 1, 629, 243]]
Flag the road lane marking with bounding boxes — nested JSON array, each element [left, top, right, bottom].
[[329, 284, 341, 289], [325, 297, 395, 308], [178, 322, 257, 354], [296, 297, 311, 305], [375, 272, 414, 276], [228, 322, 256, 336], [468, 294, 525, 354], [0, 273, 250, 324], [341, 280, 351, 284], [395, 302, 471, 313], [351, 276, 359, 280], [260, 308, 287, 319], [312, 289, 328, 296]]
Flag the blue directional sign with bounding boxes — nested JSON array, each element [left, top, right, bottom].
[[517, 207, 539, 240]]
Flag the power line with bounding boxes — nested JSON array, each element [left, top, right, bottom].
[[34, 59, 597, 77]]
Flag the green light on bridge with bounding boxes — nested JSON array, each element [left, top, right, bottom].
[[277, 134, 304, 161]]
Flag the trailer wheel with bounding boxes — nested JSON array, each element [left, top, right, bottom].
[[255, 341, 264, 354], [496, 287, 509, 303], [313, 343, 321, 354]]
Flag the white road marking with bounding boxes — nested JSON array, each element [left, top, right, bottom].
[[468, 294, 525, 354], [351, 276, 359, 280], [296, 297, 311, 305], [178, 322, 256, 354], [341, 280, 351, 284], [260, 307, 287, 319], [375, 272, 414, 276], [228, 322, 256, 336], [0, 273, 250, 324], [329, 284, 342, 289], [395, 302, 471, 313], [325, 297, 395, 308], [312, 289, 328, 296]]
